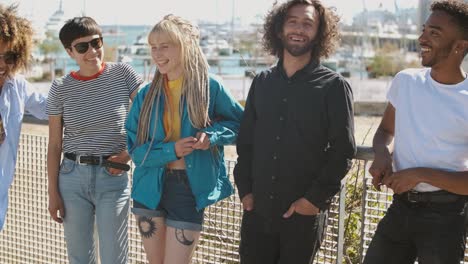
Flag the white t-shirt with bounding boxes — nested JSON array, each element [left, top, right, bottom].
[[387, 68, 468, 192]]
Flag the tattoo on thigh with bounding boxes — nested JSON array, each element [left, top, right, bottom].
[[138, 216, 157, 239], [175, 228, 194, 246]]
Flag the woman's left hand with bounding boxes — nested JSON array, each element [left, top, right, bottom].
[[192, 132, 210, 150]]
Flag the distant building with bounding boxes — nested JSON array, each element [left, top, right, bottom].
[[45, 0, 66, 36]]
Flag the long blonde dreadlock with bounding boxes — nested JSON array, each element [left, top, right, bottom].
[[135, 14, 210, 147]]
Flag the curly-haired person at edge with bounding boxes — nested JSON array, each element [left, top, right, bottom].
[[364, 1, 468, 263], [0, 3, 47, 231], [234, 0, 356, 263]]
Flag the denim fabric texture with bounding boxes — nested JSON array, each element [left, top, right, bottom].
[[132, 170, 204, 231], [58, 157, 130, 264]]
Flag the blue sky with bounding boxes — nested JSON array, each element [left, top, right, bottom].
[[5, 0, 418, 26]]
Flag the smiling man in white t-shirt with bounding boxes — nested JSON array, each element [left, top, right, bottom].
[[364, 1, 468, 263]]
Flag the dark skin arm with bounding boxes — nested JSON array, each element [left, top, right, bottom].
[[370, 104, 468, 195], [368, 104, 395, 191], [383, 168, 468, 195]]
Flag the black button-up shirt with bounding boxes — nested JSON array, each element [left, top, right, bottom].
[[234, 59, 356, 219]]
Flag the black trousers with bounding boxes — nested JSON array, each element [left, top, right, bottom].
[[239, 210, 328, 264], [363, 196, 467, 264]]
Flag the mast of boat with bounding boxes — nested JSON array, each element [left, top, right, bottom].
[[230, 0, 235, 45], [82, 0, 87, 16], [360, 0, 368, 80]]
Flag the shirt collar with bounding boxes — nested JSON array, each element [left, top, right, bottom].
[[277, 58, 320, 81]]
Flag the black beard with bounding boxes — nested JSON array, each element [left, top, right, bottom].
[[281, 36, 314, 57]]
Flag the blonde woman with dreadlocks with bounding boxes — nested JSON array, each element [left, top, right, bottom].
[[0, 3, 47, 230], [126, 15, 243, 263]]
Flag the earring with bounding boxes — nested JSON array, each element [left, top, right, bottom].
[[455, 50, 459, 54]]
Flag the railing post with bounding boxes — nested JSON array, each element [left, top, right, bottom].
[[359, 160, 371, 263], [337, 180, 346, 264]]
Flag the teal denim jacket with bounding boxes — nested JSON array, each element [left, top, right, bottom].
[[126, 75, 243, 210]]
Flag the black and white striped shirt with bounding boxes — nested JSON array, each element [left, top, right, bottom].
[[47, 62, 143, 155]]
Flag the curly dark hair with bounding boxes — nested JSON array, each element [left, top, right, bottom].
[[431, 0, 468, 40], [0, 3, 34, 73], [262, 0, 340, 60]]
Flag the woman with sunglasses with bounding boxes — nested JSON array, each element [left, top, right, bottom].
[[126, 15, 243, 263], [47, 16, 143, 264], [0, 3, 48, 230]]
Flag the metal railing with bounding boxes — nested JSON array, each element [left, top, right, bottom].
[[0, 134, 467, 263]]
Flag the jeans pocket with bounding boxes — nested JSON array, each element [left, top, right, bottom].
[[59, 158, 76, 174], [102, 166, 125, 177], [98, 167, 128, 192]]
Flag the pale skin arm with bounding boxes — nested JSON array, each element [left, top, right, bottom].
[[130, 89, 138, 101], [368, 104, 395, 191], [47, 115, 65, 223], [192, 132, 210, 150]]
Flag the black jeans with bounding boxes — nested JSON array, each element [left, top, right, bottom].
[[363, 196, 467, 264], [239, 210, 328, 264]]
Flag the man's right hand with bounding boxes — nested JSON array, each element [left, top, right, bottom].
[[48, 191, 65, 223], [175, 137, 197, 158], [368, 148, 393, 191], [241, 193, 254, 211]]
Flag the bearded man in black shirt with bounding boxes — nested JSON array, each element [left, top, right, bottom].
[[234, 0, 356, 263]]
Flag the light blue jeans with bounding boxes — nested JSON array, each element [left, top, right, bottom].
[[58, 157, 130, 264]]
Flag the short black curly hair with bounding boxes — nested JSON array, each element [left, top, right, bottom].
[[431, 0, 468, 40], [0, 3, 34, 73], [262, 0, 340, 60]]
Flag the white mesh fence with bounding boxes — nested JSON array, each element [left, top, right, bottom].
[[2, 134, 467, 263]]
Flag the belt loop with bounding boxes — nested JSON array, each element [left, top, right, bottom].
[[75, 153, 82, 165]]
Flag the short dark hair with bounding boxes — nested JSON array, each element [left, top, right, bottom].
[[59, 16, 102, 49], [431, 0, 468, 40], [262, 0, 340, 60]]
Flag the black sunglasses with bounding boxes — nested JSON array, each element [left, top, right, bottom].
[[72, 37, 104, 54], [0, 52, 18, 65]]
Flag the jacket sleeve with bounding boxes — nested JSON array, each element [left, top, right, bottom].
[[126, 87, 179, 168], [201, 78, 244, 146], [233, 77, 257, 200], [304, 78, 356, 210], [24, 80, 48, 120]]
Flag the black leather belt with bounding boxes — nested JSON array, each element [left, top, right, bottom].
[[64, 153, 130, 171], [397, 190, 463, 204], [64, 153, 109, 165]]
